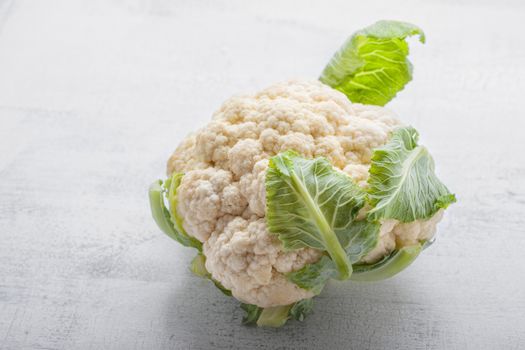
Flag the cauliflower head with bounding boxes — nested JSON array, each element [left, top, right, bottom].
[[165, 80, 444, 307], [148, 20, 456, 327]]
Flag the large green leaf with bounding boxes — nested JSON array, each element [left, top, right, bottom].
[[319, 20, 425, 106], [367, 127, 456, 222], [148, 177, 202, 250], [287, 221, 380, 293], [266, 151, 366, 280]]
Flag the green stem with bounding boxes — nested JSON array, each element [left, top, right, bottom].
[[350, 244, 422, 282], [256, 305, 293, 327]]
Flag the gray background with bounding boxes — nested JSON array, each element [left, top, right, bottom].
[[1, 0, 524, 349]]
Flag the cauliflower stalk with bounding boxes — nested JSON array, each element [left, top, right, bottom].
[[148, 20, 455, 327]]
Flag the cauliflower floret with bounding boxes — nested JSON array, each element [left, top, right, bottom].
[[167, 134, 206, 173], [177, 169, 247, 242], [360, 220, 397, 264], [167, 80, 445, 307], [203, 216, 322, 308], [228, 139, 264, 178], [361, 210, 445, 264], [238, 159, 268, 217], [393, 210, 444, 246]]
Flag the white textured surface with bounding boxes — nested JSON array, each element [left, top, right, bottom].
[[1, 0, 524, 349]]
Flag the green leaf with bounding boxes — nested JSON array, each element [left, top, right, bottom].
[[350, 244, 422, 281], [190, 253, 209, 278], [241, 299, 315, 327], [367, 127, 456, 222], [343, 220, 381, 263], [164, 173, 203, 250], [266, 151, 367, 280], [148, 175, 202, 250], [148, 180, 180, 239], [320, 20, 425, 106], [287, 256, 338, 295], [289, 299, 314, 321], [287, 221, 380, 293], [241, 304, 263, 325], [190, 253, 232, 296], [256, 305, 293, 328]]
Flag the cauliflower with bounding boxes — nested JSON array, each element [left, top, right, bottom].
[[164, 80, 445, 307], [148, 20, 455, 327]]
